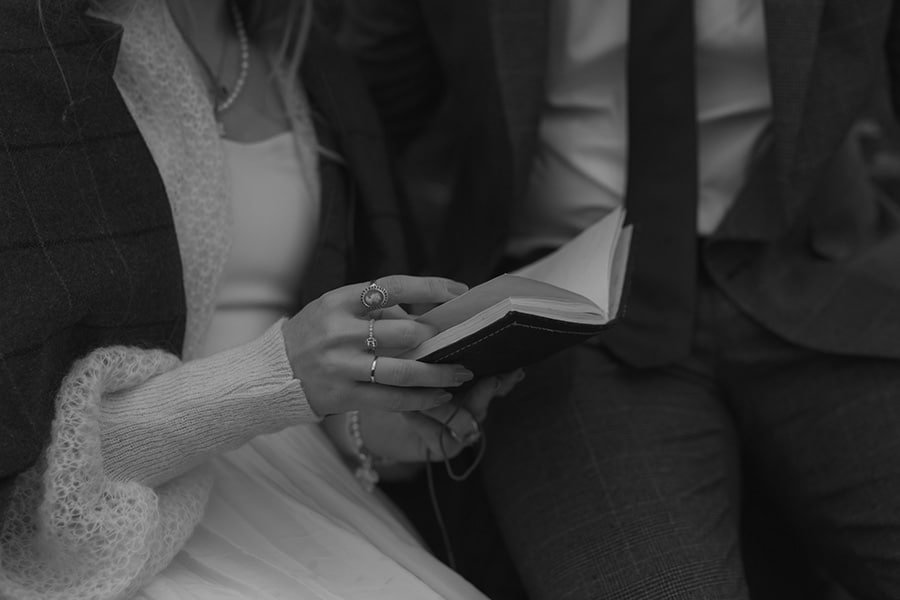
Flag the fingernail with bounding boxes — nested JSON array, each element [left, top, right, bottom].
[[462, 431, 482, 446], [447, 282, 469, 295], [455, 368, 475, 384], [514, 369, 526, 382], [435, 392, 453, 405]]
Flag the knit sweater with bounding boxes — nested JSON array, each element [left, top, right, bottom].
[[0, 1, 321, 597]]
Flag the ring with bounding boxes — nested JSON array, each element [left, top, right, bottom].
[[365, 318, 378, 353], [369, 356, 379, 384], [360, 281, 389, 312]]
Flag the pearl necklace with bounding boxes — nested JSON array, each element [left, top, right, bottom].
[[216, 1, 249, 117], [172, 1, 250, 136]]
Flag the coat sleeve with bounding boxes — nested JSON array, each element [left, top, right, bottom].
[[340, 0, 445, 153]]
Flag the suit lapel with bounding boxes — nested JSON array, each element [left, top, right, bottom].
[[299, 27, 409, 302], [299, 28, 354, 305], [489, 0, 549, 193], [763, 0, 825, 200]]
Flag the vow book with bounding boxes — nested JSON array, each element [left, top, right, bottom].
[[402, 208, 633, 376]]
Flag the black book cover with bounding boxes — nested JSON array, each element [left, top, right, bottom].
[[416, 312, 615, 377]]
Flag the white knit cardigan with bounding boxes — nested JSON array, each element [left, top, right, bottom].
[[0, 1, 322, 597]]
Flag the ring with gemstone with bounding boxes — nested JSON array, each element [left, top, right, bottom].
[[360, 280, 390, 313], [365, 318, 378, 353]]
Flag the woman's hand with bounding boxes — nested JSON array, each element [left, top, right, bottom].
[[327, 369, 525, 466], [282, 275, 475, 416]]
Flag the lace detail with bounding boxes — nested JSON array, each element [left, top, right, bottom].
[[0, 347, 212, 600]]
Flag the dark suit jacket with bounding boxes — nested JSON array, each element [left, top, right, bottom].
[[0, 0, 408, 518], [344, 0, 900, 361]]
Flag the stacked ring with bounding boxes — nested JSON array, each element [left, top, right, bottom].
[[369, 356, 379, 384], [360, 281, 389, 312], [365, 318, 377, 353]]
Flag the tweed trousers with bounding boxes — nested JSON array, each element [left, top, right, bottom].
[[481, 261, 900, 600]]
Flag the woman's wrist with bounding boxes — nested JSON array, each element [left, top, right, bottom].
[[321, 412, 419, 488]]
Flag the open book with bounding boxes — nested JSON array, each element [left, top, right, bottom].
[[401, 208, 633, 376]]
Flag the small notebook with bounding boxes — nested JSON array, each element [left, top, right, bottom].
[[401, 207, 633, 376]]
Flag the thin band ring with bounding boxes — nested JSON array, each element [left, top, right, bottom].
[[365, 318, 378, 353], [369, 356, 379, 384], [360, 280, 390, 313]]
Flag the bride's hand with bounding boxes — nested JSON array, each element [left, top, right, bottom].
[[282, 275, 474, 416], [348, 369, 525, 464]]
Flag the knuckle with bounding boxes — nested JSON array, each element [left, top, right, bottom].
[[426, 277, 445, 298], [320, 350, 343, 377], [392, 361, 415, 386], [399, 322, 422, 348], [320, 289, 343, 310], [321, 319, 346, 345], [379, 275, 403, 300]]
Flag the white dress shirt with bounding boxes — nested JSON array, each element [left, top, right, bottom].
[[508, 0, 772, 257]]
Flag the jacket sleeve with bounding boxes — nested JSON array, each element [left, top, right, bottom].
[[340, 0, 445, 153]]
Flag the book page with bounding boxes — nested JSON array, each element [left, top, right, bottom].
[[416, 274, 600, 333], [513, 207, 625, 313], [608, 224, 632, 319]]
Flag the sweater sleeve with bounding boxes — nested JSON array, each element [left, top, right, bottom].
[[100, 319, 320, 488], [0, 321, 320, 599]]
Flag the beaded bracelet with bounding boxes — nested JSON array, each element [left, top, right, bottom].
[[347, 411, 384, 492]]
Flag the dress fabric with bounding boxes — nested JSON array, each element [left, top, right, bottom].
[[135, 136, 485, 600]]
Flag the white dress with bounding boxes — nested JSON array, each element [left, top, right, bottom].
[[134, 134, 486, 600]]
